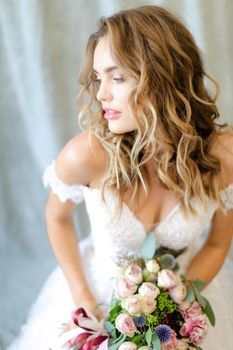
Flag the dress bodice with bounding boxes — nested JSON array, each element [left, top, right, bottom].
[[43, 161, 233, 267]]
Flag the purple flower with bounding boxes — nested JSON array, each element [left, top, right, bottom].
[[155, 324, 172, 343], [133, 315, 147, 327]]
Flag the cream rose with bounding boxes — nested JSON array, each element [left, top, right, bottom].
[[157, 269, 178, 289], [115, 314, 137, 337], [143, 270, 157, 282], [125, 264, 143, 284], [138, 282, 160, 299], [146, 259, 160, 274], [141, 296, 156, 314], [118, 342, 137, 350], [115, 276, 137, 300], [169, 284, 187, 304], [123, 294, 142, 315]]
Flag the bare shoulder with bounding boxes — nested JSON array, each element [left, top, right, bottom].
[[211, 130, 233, 185], [55, 131, 106, 186]]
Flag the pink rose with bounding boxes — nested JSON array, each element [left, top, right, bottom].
[[123, 294, 142, 315], [118, 342, 137, 350], [176, 339, 189, 350], [180, 315, 208, 346], [115, 276, 137, 300], [141, 296, 156, 314], [157, 269, 178, 289], [138, 282, 160, 299], [179, 301, 202, 319], [169, 284, 186, 304], [115, 314, 137, 337], [161, 330, 177, 350], [125, 264, 143, 284]]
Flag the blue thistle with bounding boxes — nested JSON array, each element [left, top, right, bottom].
[[133, 315, 147, 327], [155, 324, 172, 343]]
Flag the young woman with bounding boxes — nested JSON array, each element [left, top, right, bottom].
[[8, 5, 233, 350]]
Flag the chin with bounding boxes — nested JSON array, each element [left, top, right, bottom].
[[108, 123, 137, 135]]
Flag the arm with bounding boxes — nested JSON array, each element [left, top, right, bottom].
[[186, 131, 233, 284], [45, 193, 99, 310], [45, 132, 106, 319], [186, 208, 233, 284]]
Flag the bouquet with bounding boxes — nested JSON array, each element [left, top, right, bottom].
[[53, 233, 215, 350]]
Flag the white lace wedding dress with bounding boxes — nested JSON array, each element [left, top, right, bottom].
[[7, 161, 233, 350]]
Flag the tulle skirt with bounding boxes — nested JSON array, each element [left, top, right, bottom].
[[7, 236, 233, 350]]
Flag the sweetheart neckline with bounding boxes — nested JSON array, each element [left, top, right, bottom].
[[123, 200, 181, 235], [81, 182, 233, 235], [81, 185, 181, 235]]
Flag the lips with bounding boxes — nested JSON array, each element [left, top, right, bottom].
[[103, 108, 122, 120]]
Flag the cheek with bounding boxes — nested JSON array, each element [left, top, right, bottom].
[[117, 91, 130, 106], [115, 84, 133, 106]]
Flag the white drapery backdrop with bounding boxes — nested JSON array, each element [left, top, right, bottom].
[[0, 0, 232, 348]]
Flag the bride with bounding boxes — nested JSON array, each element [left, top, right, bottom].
[[8, 5, 233, 350]]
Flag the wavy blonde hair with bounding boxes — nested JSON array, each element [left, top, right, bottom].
[[77, 5, 226, 219]]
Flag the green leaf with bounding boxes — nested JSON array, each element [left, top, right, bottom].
[[152, 334, 161, 350], [194, 289, 207, 309], [107, 303, 123, 323], [204, 298, 216, 326], [141, 232, 157, 260], [145, 327, 152, 347], [192, 279, 206, 292], [108, 334, 126, 350], [131, 334, 145, 344], [104, 321, 115, 334], [184, 286, 195, 302]]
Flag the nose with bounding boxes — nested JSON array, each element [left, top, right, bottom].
[[96, 81, 112, 102]]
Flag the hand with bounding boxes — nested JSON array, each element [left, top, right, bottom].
[[62, 297, 104, 342], [79, 297, 105, 321], [72, 287, 105, 321]]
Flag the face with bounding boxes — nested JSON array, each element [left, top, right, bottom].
[[93, 37, 138, 134]]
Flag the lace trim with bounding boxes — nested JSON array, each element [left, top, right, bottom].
[[220, 184, 233, 211], [42, 160, 84, 204]]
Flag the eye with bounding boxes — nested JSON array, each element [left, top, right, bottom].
[[113, 76, 125, 83]]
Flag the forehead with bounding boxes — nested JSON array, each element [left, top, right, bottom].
[[93, 37, 117, 71]]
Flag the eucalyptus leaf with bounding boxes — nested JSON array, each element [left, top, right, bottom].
[[194, 289, 207, 309], [145, 327, 152, 347], [104, 321, 115, 334], [204, 298, 216, 326], [108, 334, 126, 350], [141, 232, 157, 260], [192, 279, 206, 292], [152, 334, 161, 350], [184, 286, 195, 302]]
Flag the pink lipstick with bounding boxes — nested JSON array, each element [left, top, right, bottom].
[[103, 109, 122, 120]]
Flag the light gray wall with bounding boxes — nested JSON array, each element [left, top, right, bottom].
[[0, 0, 232, 348]]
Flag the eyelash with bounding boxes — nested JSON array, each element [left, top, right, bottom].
[[93, 76, 125, 84]]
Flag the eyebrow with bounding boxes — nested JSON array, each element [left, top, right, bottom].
[[93, 65, 119, 74]]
